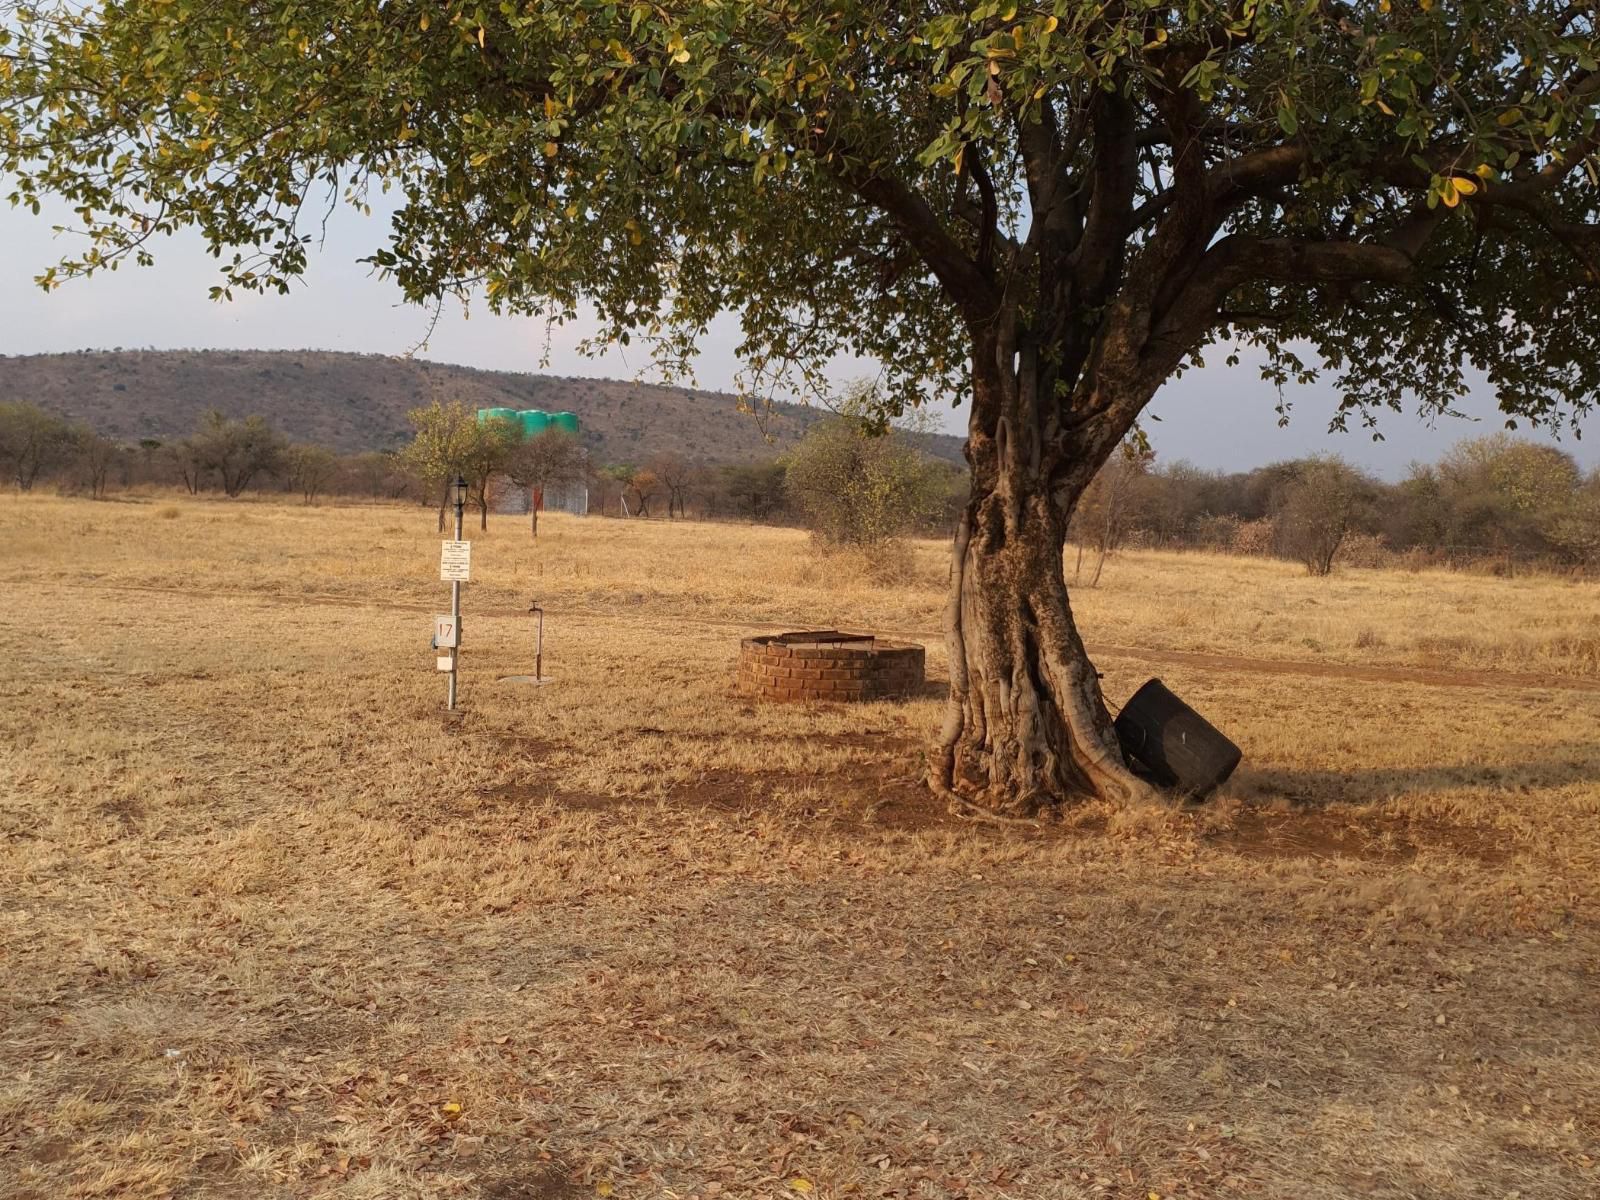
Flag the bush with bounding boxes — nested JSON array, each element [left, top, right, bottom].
[[784, 392, 945, 548], [1191, 514, 1240, 550], [1336, 531, 1390, 569], [1272, 457, 1379, 577], [1230, 518, 1275, 557]]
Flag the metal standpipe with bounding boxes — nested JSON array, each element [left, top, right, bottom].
[[531, 600, 544, 682], [497, 601, 553, 686]]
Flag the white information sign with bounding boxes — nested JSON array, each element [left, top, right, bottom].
[[440, 540, 471, 582], [436, 655, 454, 672], [433, 614, 459, 649]]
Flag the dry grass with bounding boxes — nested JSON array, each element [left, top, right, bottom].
[[2, 493, 1597, 1200]]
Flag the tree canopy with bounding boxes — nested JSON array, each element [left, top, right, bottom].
[[4, 1, 1597, 429]]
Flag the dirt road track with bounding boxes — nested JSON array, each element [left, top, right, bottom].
[[53, 580, 1600, 695]]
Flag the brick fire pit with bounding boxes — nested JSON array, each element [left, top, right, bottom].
[[738, 631, 925, 702]]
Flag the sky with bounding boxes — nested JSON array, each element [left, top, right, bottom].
[[3, 199, 1594, 481]]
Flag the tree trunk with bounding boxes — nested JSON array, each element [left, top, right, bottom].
[[932, 345, 1153, 813], [529, 485, 539, 538]]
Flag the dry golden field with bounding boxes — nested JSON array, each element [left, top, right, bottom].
[[2, 492, 1598, 1200]]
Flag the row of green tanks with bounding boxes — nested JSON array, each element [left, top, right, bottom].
[[475, 407, 580, 438]]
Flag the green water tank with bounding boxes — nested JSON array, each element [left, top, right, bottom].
[[519, 410, 551, 438], [551, 411, 580, 435]]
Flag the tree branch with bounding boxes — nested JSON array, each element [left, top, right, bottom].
[[1070, 85, 1139, 302], [1147, 234, 1419, 379], [825, 154, 998, 319]]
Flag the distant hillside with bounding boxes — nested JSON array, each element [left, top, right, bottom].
[[0, 349, 966, 467]]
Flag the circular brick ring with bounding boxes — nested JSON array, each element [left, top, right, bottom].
[[738, 631, 925, 702]]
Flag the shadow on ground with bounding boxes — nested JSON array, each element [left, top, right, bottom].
[[476, 728, 1600, 866], [1234, 749, 1600, 808]]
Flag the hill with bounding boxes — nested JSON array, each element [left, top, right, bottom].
[[0, 349, 966, 467]]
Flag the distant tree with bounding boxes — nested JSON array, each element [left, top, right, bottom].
[[1142, 461, 1225, 544], [1548, 471, 1600, 567], [188, 411, 287, 498], [623, 468, 661, 519], [400, 401, 483, 531], [0, 402, 74, 491], [1384, 464, 1451, 551], [587, 465, 625, 517], [648, 452, 699, 519], [923, 460, 971, 535], [718, 462, 788, 522], [166, 437, 209, 494], [1274, 457, 1378, 577], [133, 438, 165, 487], [460, 416, 521, 530], [346, 451, 409, 503], [1437, 434, 1585, 558], [1072, 438, 1156, 587], [73, 427, 119, 500], [283, 444, 338, 505], [1485, 440, 1581, 516], [785, 397, 944, 549], [504, 429, 586, 537]]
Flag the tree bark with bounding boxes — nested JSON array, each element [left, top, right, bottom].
[[932, 343, 1154, 813]]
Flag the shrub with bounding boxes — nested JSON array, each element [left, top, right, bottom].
[[1230, 518, 1275, 557], [1191, 514, 1241, 551], [1272, 457, 1379, 577], [1336, 531, 1390, 569], [784, 387, 945, 549]]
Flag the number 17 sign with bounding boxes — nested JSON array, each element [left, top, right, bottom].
[[434, 614, 459, 649]]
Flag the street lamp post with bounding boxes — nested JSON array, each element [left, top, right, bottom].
[[448, 473, 466, 710]]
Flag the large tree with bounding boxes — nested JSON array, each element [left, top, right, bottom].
[[4, 2, 1598, 810]]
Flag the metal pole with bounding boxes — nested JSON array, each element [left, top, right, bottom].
[[449, 478, 463, 710], [535, 604, 544, 682]]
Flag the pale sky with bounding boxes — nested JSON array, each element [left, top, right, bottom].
[[3, 199, 1594, 480]]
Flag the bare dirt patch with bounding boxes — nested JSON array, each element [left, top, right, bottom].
[[1208, 806, 1513, 865]]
